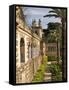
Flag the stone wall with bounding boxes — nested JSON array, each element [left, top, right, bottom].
[[16, 56, 42, 83], [16, 6, 43, 84]]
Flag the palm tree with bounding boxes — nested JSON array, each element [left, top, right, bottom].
[[43, 8, 67, 80], [44, 8, 66, 22]]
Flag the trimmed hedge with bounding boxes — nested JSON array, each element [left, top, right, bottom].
[[48, 56, 57, 61]]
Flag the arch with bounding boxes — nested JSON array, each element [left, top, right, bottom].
[[20, 38, 25, 63]]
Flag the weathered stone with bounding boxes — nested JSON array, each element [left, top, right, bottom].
[[16, 6, 46, 84]]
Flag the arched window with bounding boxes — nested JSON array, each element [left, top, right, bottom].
[[20, 38, 25, 63]]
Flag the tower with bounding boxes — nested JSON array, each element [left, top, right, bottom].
[[32, 19, 43, 38]]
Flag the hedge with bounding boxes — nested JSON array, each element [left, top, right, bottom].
[[48, 56, 57, 61]]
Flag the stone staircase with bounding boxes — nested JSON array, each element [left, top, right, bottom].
[[44, 72, 52, 82], [43, 62, 52, 82]]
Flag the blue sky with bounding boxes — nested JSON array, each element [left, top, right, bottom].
[[22, 7, 61, 29]]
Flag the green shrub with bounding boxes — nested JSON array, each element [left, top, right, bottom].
[[43, 55, 48, 64], [49, 64, 62, 81], [32, 65, 45, 82], [32, 56, 48, 83]]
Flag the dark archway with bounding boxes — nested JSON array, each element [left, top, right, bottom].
[[20, 38, 25, 63]]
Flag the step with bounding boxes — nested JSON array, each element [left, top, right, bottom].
[[44, 72, 52, 76], [51, 61, 57, 64], [44, 76, 52, 81], [47, 62, 51, 65]]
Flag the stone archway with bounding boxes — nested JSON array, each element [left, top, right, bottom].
[[20, 38, 25, 63]]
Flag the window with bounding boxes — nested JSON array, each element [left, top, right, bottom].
[[20, 38, 25, 63]]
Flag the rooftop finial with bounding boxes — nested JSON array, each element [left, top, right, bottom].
[[38, 19, 41, 27]]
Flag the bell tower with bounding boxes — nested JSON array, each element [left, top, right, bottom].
[[32, 19, 43, 38]]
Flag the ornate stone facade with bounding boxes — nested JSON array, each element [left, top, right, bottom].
[[16, 6, 44, 83]]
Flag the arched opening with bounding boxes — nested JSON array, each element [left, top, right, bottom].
[[20, 38, 25, 63]]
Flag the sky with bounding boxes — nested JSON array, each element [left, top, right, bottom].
[[22, 7, 61, 29]]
